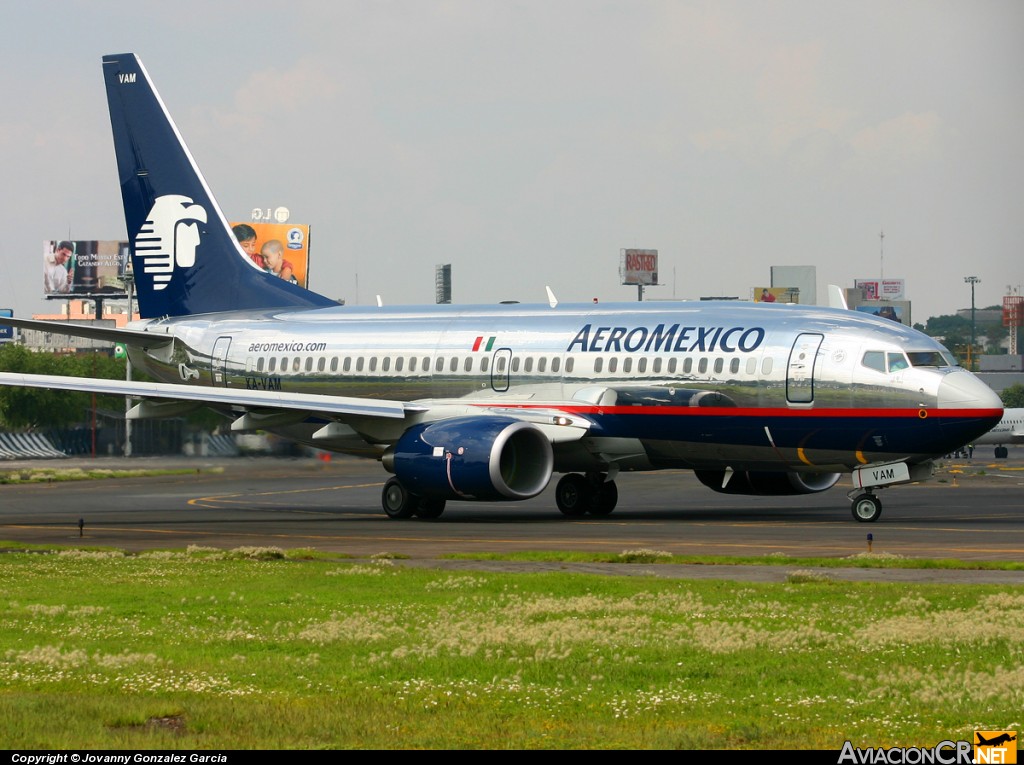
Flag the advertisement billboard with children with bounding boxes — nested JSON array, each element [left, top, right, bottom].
[[229, 222, 311, 289]]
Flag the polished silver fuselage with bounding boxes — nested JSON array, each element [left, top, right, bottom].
[[128, 300, 1002, 473]]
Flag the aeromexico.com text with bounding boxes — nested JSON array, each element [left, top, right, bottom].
[[566, 324, 765, 354]]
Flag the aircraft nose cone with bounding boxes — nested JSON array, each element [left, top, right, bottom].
[[936, 370, 1003, 410]]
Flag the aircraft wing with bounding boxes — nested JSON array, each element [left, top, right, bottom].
[[0, 372, 593, 444], [0, 371, 414, 420], [0, 317, 173, 349]]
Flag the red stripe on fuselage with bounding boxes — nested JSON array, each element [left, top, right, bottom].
[[470, 403, 1004, 420]]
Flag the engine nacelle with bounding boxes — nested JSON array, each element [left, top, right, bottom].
[[382, 416, 554, 501], [695, 469, 841, 495]]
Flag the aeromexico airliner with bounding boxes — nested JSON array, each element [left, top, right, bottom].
[[0, 53, 1004, 522]]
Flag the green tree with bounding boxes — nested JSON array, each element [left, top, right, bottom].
[[0, 345, 126, 429], [1001, 383, 1024, 408]]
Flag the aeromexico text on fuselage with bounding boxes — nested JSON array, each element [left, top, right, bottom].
[[565, 323, 765, 354]]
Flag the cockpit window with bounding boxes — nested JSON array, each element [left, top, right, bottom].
[[887, 352, 909, 372], [907, 351, 957, 367], [861, 351, 886, 372]]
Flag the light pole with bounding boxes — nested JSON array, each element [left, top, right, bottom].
[[123, 271, 135, 457], [964, 275, 980, 369]]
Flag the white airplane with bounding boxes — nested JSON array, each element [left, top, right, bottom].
[[0, 53, 1004, 523], [969, 408, 1024, 458]]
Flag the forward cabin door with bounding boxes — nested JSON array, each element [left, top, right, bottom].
[[786, 333, 823, 404]]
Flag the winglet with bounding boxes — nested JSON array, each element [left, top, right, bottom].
[[545, 286, 558, 309], [827, 284, 849, 310]]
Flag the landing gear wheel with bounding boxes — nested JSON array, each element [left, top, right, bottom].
[[382, 478, 416, 519], [414, 497, 447, 519], [995, 446, 1009, 459], [588, 480, 618, 516], [555, 474, 593, 516], [851, 493, 882, 523]]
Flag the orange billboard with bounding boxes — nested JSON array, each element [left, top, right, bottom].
[[229, 222, 311, 289]]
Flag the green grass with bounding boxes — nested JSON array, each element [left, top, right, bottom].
[[0, 545, 1021, 749], [0, 467, 224, 484], [442, 549, 1024, 571]]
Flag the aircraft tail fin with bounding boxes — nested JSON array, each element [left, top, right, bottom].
[[101, 53, 336, 319]]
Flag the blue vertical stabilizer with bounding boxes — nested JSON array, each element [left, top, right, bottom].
[[102, 53, 336, 318]]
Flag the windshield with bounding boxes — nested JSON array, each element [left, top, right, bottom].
[[907, 351, 958, 367]]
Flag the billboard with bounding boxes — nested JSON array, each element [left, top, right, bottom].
[[753, 286, 799, 303], [0, 309, 12, 342], [229, 221, 311, 289], [619, 249, 658, 286], [44, 240, 130, 298], [855, 278, 905, 301]]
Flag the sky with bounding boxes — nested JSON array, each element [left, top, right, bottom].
[[2, 0, 1022, 325]]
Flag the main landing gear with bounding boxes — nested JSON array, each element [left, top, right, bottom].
[[554, 473, 619, 517], [381, 477, 447, 520], [849, 490, 882, 523]]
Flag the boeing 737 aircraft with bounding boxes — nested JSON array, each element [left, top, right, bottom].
[[0, 53, 1004, 522]]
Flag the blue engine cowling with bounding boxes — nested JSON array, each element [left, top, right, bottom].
[[382, 416, 554, 501], [695, 469, 841, 495]]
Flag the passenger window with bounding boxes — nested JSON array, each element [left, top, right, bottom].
[[698, 358, 708, 374], [497, 356, 507, 372], [343, 357, 352, 372], [730, 358, 740, 374], [862, 351, 886, 372], [464, 357, 473, 372], [268, 357, 276, 372], [551, 357, 560, 373], [524, 357, 533, 373], [761, 358, 773, 375], [746, 357, 756, 375], [638, 358, 647, 373], [305, 357, 313, 372], [594, 358, 603, 373], [714, 358, 723, 374], [538, 357, 546, 373], [281, 357, 287, 370], [684, 358, 693, 374], [423, 357, 430, 371], [435, 357, 444, 372], [481, 357, 489, 373], [382, 357, 390, 372], [293, 357, 302, 373], [395, 357, 403, 372], [257, 357, 265, 372], [449, 357, 458, 372], [668, 358, 677, 374], [623, 358, 632, 373], [512, 358, 520, 372], [409, 357, 417, 372], [609, 358, 618, 373], [565, 358, 573, 373], [369, 357, 378, 372], [356, 357, 365, 372]]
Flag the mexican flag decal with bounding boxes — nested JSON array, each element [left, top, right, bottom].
[[472, 336, 496, 352]]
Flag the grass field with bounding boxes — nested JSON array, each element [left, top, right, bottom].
[[0, 545, 1021, 749]]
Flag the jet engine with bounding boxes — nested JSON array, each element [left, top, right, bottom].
[[695, 469, 841, 495], [382, 416, 553, 501]]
